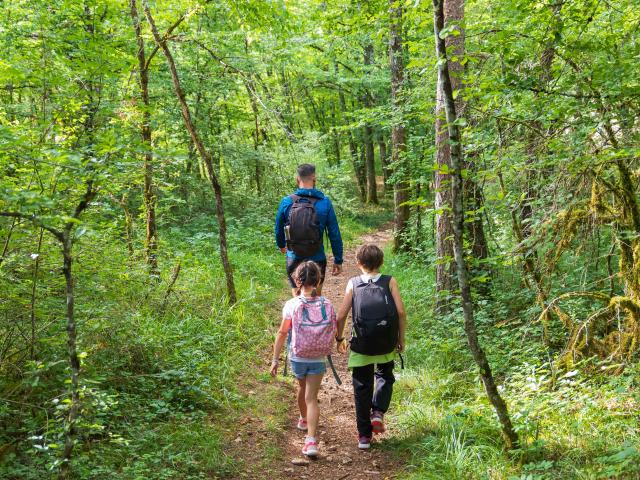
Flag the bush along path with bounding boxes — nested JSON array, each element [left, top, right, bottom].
[[231, 227, 405, 480]]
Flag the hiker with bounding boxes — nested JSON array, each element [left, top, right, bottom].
[[270, 261, 340, 457], [336, 244, 407, 450], [275, 163, 343, 297]]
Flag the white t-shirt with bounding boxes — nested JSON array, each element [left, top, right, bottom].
[[348, 272, 382, 290], [283, 296, 327, 363], [360, 272, 382, 283]]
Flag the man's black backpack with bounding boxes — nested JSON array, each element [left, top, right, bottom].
[[286, 194, 321, 258], [350, 275, 399, 356]]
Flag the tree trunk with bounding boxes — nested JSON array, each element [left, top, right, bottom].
[[352, 140, 365, 200], [389, 0, 410, 250], [331, 102, 341, 166], [364, 124, 376, 203], [359, 147, 368, 200], [60, 239, 80, 478], [433, 0, 519, 449], [243, 74, 262, 195], [143, 1, 237, 304], [130, 0, 158, 275], [363, 43, 377, 204], [0, 216, 18, 267], [337, 75, 365, 200], [30, 229, 45, 360], [465, 154, 490, 294], [379, 137, 390, 195], [434, 0, 464, 314]]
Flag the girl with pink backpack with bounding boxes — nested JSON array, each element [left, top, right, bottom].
[[270, 261, 338, 457]]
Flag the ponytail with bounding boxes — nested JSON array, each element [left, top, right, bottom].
[[293, 261, 321, 297]]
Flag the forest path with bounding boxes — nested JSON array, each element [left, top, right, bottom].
[[232, 226, 405, 480]]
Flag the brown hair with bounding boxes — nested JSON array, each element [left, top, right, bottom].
[[297, 163, 316, 180], [293, 261, 322, 296], [355, 244, 384, 271]]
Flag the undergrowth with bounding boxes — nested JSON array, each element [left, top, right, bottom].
[[0, 161, 390, 479], [383, 249, 640, 480]]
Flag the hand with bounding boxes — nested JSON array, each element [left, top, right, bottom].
[[337, 339, 347, 354], [270, 361, 279, 377], [332, 264, 342, 276], [397, 341, 405, 354], [279, 247, 287, 254]]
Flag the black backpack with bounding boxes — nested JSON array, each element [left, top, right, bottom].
[[286, 194, 322, 258], [350, 275, 399, 356]]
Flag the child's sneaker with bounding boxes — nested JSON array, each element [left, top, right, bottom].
[[296, 417, 308, 431], [358, 435, 372, 450], [302, 437, 319, 457], [371, 411, 385, 434]]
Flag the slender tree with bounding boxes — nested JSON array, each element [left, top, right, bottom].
[[434, 0, 464, 313], [1, 181, 97, 476], [389, 0, 409, 250], [143, 2, 237, 304], [129, 0, 158, 275], [433, 0, 519, 449], [363, 42, 378, 204], [378, 135, 390, 195]]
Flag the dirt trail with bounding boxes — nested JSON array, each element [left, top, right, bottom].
[[259, 227, 404, 480]]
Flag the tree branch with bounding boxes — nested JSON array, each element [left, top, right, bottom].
[[0, 212, 64, 242]]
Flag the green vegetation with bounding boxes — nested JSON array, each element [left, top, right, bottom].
[[1, 0, 639, 478], [384, 247, 640, 479], [0, 154, 388, 478]]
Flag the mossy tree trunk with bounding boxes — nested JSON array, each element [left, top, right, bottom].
[[433, 0, 519, 449]]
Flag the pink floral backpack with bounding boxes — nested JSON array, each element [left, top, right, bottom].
[[290, 296, 336, 358]]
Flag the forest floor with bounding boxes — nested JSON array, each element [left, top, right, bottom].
[[227, 226, 406, 480]]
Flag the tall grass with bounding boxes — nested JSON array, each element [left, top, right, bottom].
[[382, 249, 640, 480]]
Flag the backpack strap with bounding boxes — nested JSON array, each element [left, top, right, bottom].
[[287, 194, 319, 226], [319, 297, 328, 322], [299, 297, 328, 322], [289, 194, 320, 205], [326, 354, 342, 385]]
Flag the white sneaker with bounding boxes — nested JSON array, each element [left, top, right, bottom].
[[302, 437, 319, 457], [358, 435, 372, 450], [296, 417, 308, 431]]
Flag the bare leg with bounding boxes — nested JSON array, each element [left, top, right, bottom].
[[304, 373, 324, 439], [297, 377, 307, 420]]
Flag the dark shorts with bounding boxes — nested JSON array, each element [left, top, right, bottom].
[[286, 257, 327, 288]]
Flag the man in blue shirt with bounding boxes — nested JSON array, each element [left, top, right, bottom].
[[275, 164, 343, 296]]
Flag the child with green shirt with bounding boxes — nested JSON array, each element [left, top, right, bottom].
[[336, 244, 407, 449]]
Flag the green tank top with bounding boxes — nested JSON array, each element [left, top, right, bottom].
[[347, 350, 396, 368]]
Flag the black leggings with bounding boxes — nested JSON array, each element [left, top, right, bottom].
[[352, 361, 395, 437]]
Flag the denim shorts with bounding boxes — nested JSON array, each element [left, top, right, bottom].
[[290, 360, 326, 379]]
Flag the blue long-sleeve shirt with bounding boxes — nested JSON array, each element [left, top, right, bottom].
[[275, 188, 343, 264]]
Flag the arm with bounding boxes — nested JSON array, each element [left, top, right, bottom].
[[335, 282, 353, 354], [390, 277, 407, 353], [326, 201, 343, 265], [274, 198, 288, 253], [270, 317, 291, 376]]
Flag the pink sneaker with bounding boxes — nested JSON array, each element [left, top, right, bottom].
[[302, 437, 319, 457], [296, 417, 308, 431], [371, 411, 385, 434]]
